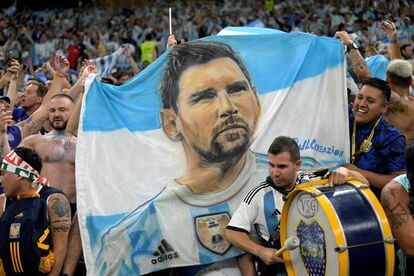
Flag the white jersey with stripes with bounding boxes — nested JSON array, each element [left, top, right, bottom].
[[227, 173, 303, 242]]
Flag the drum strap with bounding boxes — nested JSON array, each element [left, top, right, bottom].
[[351, 117, 381, 164]]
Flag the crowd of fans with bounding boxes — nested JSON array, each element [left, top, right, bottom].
[[0, 0, 412, 85], [0, 0, 413, 275]]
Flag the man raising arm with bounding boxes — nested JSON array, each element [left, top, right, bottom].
[[0, 55, 70, 155]]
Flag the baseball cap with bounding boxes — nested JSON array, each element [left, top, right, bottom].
[[0, 95, 11, 104]]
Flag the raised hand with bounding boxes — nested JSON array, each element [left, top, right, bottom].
[[6, 59, 20, 80], [166, 34, 177, 49], [0, 107, 12, 134], [124, 47, 132, 59], [0, 69, 13, 85], [42, 62, 55, 75], [52, 54, 70, 77], [79, 60, 97, 86], [81, 60, 97, 76], [381, 20, 397, 42], [334, 31, 352, 45]]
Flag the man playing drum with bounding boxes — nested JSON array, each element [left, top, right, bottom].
[[225, 136, 367, 275]]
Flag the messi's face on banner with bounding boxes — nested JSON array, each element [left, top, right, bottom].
[[162, 57, 260, 164]]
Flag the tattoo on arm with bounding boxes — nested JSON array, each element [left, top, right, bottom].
[[52, 225, 70, 232], [25, 117, 46, 135], [51, 197, 71, 218], [350, 50, 370, 81], [49, 196, 71, 233], [17, 116, 47, 137], [382, 188, 410, 229]]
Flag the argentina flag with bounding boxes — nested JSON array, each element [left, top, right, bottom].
[[77, 27, 349, 275], [92, 47, 125, 77]]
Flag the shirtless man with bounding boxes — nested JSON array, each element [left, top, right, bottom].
[[385, 59, 414, 141], [32, 62, 96, 276], [10, 61, 96, 212], [18, 94, 77, 212]]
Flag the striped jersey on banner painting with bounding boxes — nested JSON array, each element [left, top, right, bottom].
[[77, 27, 349, 275]]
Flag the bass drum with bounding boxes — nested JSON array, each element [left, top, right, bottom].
[[280, 179, 394, 276]]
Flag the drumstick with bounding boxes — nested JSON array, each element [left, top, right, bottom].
[[275, 236, 300, 256], [169, 7, 172, 35]]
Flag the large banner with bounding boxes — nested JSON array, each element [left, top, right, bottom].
[[77, 27, 349, 275]]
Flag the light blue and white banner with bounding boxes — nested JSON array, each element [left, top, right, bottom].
[[77, 28, 349, 275], [92, 47, 125, 77], [245, 19, 265, 28]]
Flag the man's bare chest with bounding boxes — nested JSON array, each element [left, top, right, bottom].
[[36, 137, 76, 163]]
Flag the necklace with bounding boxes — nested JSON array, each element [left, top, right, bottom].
[[351, 117, 382, 164]]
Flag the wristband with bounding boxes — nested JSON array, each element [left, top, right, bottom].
[[346, 42, 359, 54]]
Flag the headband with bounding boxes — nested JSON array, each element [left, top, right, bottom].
[[1, 150, 49, 187]]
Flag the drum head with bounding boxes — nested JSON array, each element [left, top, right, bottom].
[[283, 187, 344, 275]]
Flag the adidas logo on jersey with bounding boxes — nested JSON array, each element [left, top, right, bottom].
[[151, 239, 178, 265], [14, 212, 23, 218]]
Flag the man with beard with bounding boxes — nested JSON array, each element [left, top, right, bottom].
[[18, 94, 76, 216], [0, 55, 70, 152], [96, 41, 262, 275]]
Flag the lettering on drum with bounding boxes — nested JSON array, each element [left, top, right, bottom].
[[297, 193, 319, 218]]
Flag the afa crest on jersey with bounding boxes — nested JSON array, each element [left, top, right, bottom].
[[195, 213, 231, 255]]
